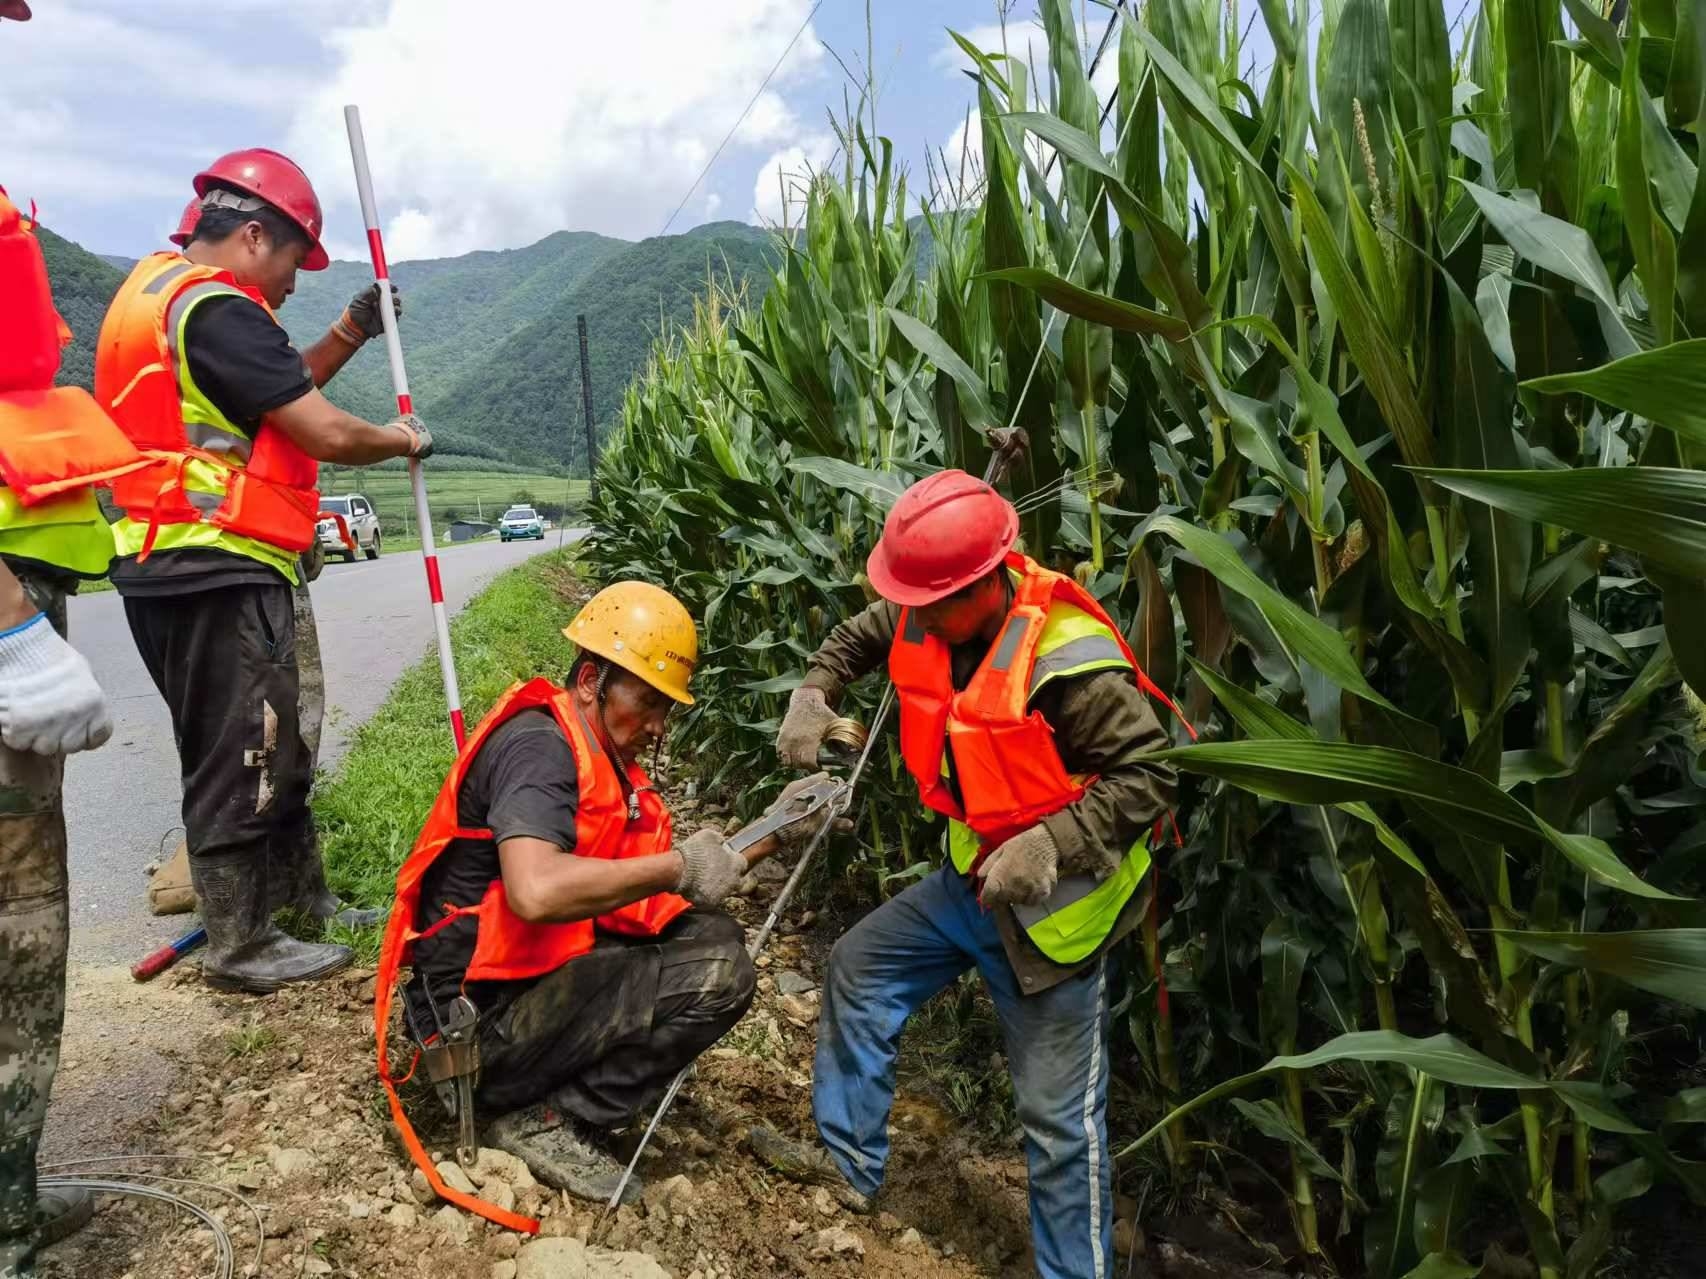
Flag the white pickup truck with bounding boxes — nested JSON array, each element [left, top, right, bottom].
[[317, 494, 383, 562]]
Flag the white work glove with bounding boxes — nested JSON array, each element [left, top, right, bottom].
[[674, 826, 747, 908], [777, 685, 838, 770], [977, 825, 1059, 908], [0, 614, 113, 756]]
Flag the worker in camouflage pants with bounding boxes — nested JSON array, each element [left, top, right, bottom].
[[0, 564, 113, 1277]]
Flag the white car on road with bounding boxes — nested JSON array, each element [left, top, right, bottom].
[[318, 494, 383, 562]]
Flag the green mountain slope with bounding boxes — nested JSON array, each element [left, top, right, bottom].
[[36, 219, 779, 471], [427, 222, 781, 467], [277, 229, 629, 434], [37, 225, 127, 389]]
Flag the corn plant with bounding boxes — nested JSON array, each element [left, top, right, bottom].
[[585, 0, 1706, 1272]]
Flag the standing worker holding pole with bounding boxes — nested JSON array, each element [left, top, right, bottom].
[[95, 148, 432, 994]]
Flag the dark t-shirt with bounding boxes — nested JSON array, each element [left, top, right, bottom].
[[110, 294, 317, 597], [404, 708, 581, 1037]]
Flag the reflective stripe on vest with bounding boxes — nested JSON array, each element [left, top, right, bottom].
[[97, 253, 319, 582], [0, 487, 115, 579], [374, 678, 689, 1234], [893, 553, 1178, 966]]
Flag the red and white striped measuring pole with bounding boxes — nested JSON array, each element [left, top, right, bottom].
[[343, 104, 467, 748]]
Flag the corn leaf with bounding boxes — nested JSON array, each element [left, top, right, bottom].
[[1140, 515, 1402, 714], [1419, 465, 1706, 578], [1149, 739, 1684, 899], [1497, 929, 1706, 1011], [1290, 172, 1435, 470], [1121, 1030, 1647, 1160], [884, 309, 995, 431], [1525, 340, 1706, 444], [1191, 658, 1430, 876], [979, 267, 1191, 340], [1460, 183, 1634, 354]]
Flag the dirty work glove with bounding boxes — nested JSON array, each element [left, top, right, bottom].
[[332, 281, 403, 345], [977, 825, 1059, 909], [674, 826, 747, 908], [389, 413, 433, 460], [777, 685, 838, 770], [0, 614, 112, 756], [762, 771, 854, 854]]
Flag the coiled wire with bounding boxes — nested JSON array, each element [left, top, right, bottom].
[[38, 1154, 266, 1279]]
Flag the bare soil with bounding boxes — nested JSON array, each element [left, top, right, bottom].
[[34, 873, 1300, 1279]]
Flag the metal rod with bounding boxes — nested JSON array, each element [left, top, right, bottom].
[[577, 315, 599, 506], [343, 104, 467, 748], [597, 684, 898, 1232]]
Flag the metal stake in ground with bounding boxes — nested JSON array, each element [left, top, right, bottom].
[[343, 104, 468, 748]]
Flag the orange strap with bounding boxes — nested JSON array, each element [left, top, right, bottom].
[[375, 906, 540, 1235]]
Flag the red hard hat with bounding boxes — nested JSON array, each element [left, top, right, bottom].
[[193, 148, 329, 270], [0, 1, 32, 20], [866, 470, 1019, 606], [168, 198, 201, 248]]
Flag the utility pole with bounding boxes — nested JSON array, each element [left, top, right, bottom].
[[577, 314, 599, 506]]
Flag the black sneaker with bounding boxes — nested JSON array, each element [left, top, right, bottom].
[[487, 1104, 640, 1205]]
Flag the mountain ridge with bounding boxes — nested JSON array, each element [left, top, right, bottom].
[[40, 219, 781, 468]]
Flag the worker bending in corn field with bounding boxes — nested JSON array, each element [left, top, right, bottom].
[[0, 110, 141, 1272], [94, 148, 433, 994], [377, 583, 831, 1213], [761, 470, 1182, 1279]]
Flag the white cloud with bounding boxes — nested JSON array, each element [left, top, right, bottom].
[[750, 134, 837, 228], [4, 4, 313, 104], [284, 0, 827, 260], [704, 192, 724, 220]]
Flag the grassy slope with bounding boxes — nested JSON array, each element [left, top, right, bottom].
[[314, 549, 584, 918]]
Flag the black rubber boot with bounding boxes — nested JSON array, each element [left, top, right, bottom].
[[271, 817, 386, 930], [36, 1185, 93, 1248], [487, 1103, 640, 1205], [193, 851, 354, 994]]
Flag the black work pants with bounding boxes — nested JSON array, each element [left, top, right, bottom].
[[124, 582, 313, 864], [476, 912, 757, 1128]]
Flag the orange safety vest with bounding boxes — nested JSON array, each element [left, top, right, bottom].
[[891, 552, 1188, 857], [375, 678, 690, 1232], [0, 188, 145, 510], [94, 252, 321, 559]]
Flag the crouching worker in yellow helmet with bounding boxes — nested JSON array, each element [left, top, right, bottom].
[[376, 582, 832, 1221]]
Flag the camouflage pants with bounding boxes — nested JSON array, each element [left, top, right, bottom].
[[293, 576, 323, 773], [0, 573, 69, 1279]]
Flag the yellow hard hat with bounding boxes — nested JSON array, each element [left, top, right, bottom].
[[563, 581, 698, 705]]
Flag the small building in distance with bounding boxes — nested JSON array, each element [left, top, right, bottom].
[[447, 519, 495, 543]]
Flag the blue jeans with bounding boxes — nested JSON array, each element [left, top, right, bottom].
[[813, 865, 1114, 1279]]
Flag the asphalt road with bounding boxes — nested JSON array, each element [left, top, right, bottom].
[[62, 534, 572, 967]]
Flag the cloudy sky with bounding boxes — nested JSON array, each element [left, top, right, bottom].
[[2, 0, 1146, 262]]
